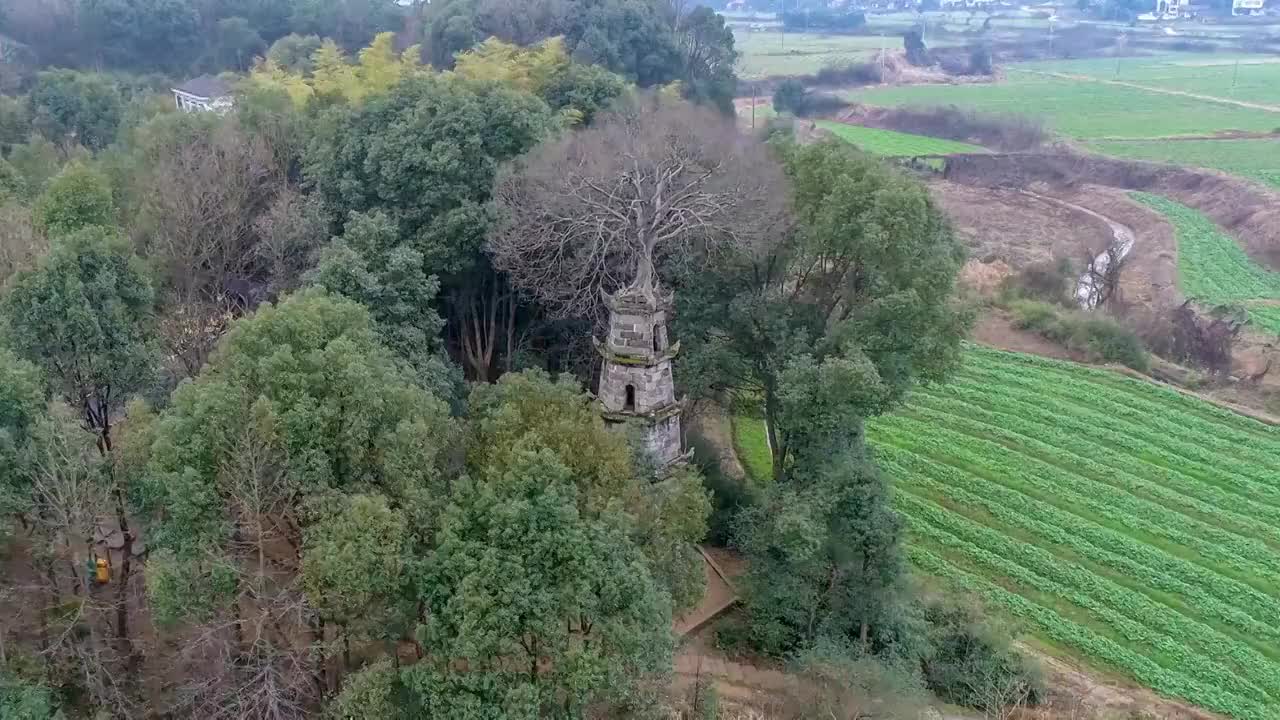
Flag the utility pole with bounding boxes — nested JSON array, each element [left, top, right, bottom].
[[781, 0, 786, 52], [1231, 57, 1240, 92], [752, 83, 757, 129], [880, 32, 886, 78]]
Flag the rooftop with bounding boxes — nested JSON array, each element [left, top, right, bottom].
[[172, 74, 232, 99]]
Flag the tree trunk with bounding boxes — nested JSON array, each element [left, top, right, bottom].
[[764, 389, 784, 483]]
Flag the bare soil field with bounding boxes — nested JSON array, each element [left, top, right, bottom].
[[940, 151, 1280, 273], [932, 181, 1113, 268]]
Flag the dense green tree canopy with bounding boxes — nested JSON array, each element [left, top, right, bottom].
[[466, 370, 710, 611], [204, 16, 268, 71], [0, 227, 156, 451], [142, 289, 455, 585], [675, 139, 971, 480], [414, 449, 673, 717], [33, 163, 116, 238], [311, 211, 447, 372], [304, 74, 552, 276], [28, 70, 124, 152], [736, 436, 913, 657], [77, 0, 201, 71], [0, 348, 46, 525], [424, 0, 736, 112]]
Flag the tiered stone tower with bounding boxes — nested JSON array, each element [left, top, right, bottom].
[[595, 283, 689, 472]]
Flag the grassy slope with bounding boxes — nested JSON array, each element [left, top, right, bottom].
[[734, 346, 1280, 718], [815, 121, 986, 155], [731, 413, 774, 485], [1131, 192, 1280, 334]]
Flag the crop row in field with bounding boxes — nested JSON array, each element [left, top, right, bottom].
[[1130, 192, 1280, 334], [814, 121, 985, 156], [866, 346, 1280, 719], [1088, 138, 1280, 189]]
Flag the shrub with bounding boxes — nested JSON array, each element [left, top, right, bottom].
[[1010, 299, 1060, 333], [1010, 300, 1150, 371], [872, 104, 1048, 151], [773, 79, 807, 115], [922, 596, 1046, 712], [904, 28, 930, 66], [812, 61, 882, 87], [1000, 258, 1075, 305], [1071, 316, 1149, 372], [787, 638, 931, 720]]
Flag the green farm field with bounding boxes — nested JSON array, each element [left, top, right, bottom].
[[872, 346, 1280, 720], [815, 121, 985, 155], [732, 345, 1280, 718], [1089, 138, 1280, 189], [1131, 193, 1280, 334], [733, 32, 898, 79], [843, 74, 1280, 139], [1014, 54, 1280, 107]]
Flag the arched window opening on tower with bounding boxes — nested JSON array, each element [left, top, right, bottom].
[[653, 325, 661, 353], [625, 384, 636, 412]]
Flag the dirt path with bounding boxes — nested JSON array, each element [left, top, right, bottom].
[[673, 549, 739, 637], [1028, 647, 1225, 720], [1020, 69, 1280, 114]]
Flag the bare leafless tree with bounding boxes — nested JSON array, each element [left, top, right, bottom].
[[963, 655, 1035, 720], [1080, 241, 1128, 310], [167, 415, 321, 720], [133, 120, 323, 380], [17, 406, 141, 716], [252, 188, 328, 300], [489, 97, 787, 319], [1167, 301, 1244, 377], [133, 121, 283, 306]]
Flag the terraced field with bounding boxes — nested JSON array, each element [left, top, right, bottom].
[[868, 346, 1280, 719], [815, 121, 986, 156], [1131, 192, 1280, 334]]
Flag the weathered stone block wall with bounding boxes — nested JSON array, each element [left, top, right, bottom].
[[647, 415, 682, 465], [607, 309, 670, 356], [599, 359, 675, 413]]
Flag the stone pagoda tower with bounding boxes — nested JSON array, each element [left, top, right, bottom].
[[595, 282, 689, 472]]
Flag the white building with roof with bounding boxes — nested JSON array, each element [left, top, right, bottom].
[[171, 75, 234, 113]]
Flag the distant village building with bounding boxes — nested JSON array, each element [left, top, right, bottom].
[[171, 75, 234, 113], [1233, 0, 1264, 14], [720, 7, 784, 30]]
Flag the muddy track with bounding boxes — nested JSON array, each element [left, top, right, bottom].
[[1019, 190, 1137, 307]]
